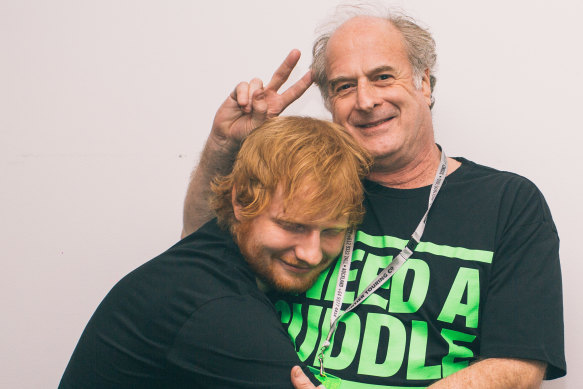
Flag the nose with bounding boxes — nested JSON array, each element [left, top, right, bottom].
[[294, 230, 323, 266], [355, 80, 381, 111]]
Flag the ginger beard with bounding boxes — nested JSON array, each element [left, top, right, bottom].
[[234, 220, 341, 294], [231, 184, 350, 294]]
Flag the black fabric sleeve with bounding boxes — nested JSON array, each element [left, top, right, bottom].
[[166, 294, 321, 388], [479, 179, 566, 378]]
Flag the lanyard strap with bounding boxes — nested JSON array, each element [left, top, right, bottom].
[[318, 150, 448, 376]]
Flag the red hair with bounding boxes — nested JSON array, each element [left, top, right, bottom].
[[211, 116, 371, 231]]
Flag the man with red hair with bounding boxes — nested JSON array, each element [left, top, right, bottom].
[[59, 116, 370, 388]]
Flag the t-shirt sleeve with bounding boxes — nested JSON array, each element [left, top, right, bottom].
[[479, 179, 566, 379], [166, 294, 321, 388]]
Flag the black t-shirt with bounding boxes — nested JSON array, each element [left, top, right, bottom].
[[59, 220, 320, 389], [272, 158, 566, 387]]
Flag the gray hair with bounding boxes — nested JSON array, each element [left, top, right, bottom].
[[312, 3, 437, 109]]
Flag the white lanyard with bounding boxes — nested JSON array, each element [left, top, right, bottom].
[[318, 150, 448, 376]]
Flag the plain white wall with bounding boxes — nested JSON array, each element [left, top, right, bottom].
[[1, 0, 581, 387]]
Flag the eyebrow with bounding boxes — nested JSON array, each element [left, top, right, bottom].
[[274, 216, 349, 231], [275, 217, 301, 226], [272, 215, 304, 227], [368, 65, 397, 76]]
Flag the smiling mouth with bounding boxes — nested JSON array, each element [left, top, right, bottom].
[[278, 259, 313, 274], [356, 116, 394, 129]]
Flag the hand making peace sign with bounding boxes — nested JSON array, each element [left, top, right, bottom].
[[210, 49, 313, 145]]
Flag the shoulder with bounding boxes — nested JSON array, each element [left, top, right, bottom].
[[454, 157, 557, 231], [453, 157, 536, 186], [452, 158, 548, 203], [98, 219, 256, 332]]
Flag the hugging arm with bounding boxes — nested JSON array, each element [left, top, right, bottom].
[[427, 358, 546, 389]]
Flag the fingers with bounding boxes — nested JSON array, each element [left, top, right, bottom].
[[231, 79, 264, 113], [229, 49, 312, 117], [266, 49, 313, 110], [279, 69, 313, 109], [266, 49, 302, 92], [230, 82, 249, 108], [290, 366, 319, 389]]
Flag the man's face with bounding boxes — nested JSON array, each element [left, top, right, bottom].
[[326, 17, 434, 171], [233, 188, 349, 293]]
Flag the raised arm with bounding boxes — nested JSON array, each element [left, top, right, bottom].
[[181, 50, 313, 237]]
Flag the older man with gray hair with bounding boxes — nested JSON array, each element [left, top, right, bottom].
[[183, 4, 565, 388]]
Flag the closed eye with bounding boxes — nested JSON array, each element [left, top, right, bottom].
[[278, 220, 307, 234], [322, 228, 346, 238]]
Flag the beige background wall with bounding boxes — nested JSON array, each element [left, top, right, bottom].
[[1, 0, 581, 387]]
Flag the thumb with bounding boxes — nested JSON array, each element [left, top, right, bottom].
[[250, 88, 268, 120], [248, 89, 268, 130]]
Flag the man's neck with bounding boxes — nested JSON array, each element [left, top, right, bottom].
[[368, 145, 461, 189]]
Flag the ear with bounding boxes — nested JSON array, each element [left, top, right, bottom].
[[232, 186, 243, 222], [421, 68, 432, 107]]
